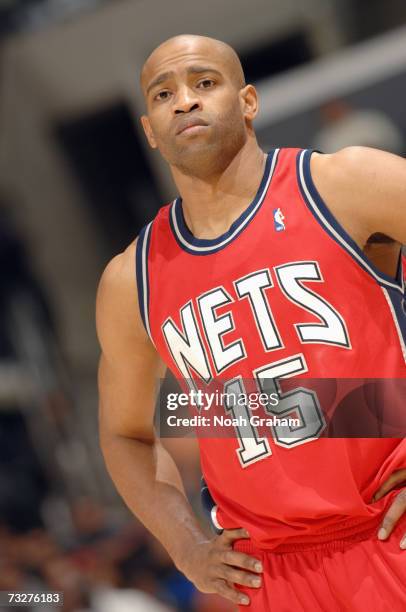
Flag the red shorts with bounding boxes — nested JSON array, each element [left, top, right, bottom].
[[234, 513, 406, 611]]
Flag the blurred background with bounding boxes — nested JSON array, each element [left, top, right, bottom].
[[0, 0, 405, 610]]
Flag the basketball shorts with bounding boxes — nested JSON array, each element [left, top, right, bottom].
[[234, 513, 406, 611]]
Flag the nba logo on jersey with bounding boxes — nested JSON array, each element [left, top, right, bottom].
[[273, 207, 285, 231]]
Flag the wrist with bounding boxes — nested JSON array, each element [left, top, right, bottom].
[[173, 533, 211, 578]]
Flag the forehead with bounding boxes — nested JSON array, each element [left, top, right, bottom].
[[142, 39, 230, 90]]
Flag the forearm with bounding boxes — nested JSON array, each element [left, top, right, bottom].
[[100, 429, 208, 574]]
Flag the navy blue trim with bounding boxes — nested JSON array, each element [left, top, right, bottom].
[[297, 149, 404, 293], [135, 223, 151, 336], [385, 288, 406, 354], [200, 477, 223, 534], [170, 150, 277, 255], [395, 249, 404, 288], [145, 224, 152, 334]]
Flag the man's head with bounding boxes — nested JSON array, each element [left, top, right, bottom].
[[140, 35, 259, 177]]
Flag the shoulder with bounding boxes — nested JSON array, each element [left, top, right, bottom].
[[312, 146, 405, 193], [96, 239, 148, 343], [97, 240, 137, 302], [309, 147, 406, 245]]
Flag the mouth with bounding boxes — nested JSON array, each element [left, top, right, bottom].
[[176, 119, 209, 135]]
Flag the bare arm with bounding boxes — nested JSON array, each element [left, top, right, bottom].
[[96, 240, 262, 606], [311, 146, 406, 248], [97, 242, 206, 564]]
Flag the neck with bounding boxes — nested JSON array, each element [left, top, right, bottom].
[[170, 138, 266, 239]]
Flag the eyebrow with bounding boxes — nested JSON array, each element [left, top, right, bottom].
[[146, 65, 223, 95]]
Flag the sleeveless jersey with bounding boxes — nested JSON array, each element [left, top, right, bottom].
[[136, 148, 406, 549]]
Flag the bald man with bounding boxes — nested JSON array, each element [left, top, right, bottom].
[[97, 35, 406, 611]]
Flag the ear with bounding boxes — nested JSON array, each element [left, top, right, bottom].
[[140, 115, 157, 149], [239, 85, 259, 122]]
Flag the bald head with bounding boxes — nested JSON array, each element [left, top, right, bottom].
[[140, 34, 246, 97]]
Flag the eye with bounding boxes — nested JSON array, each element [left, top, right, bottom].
[[154, 90, 172, 101], [197, 79, 215, 89]]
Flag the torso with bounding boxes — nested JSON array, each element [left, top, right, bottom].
[[136, 147, 406, 549]]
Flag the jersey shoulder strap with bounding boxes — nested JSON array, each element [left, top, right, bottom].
[[134, 202, 173, 343]]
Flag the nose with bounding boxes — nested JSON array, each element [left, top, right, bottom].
[[173, 85, 202, 114]]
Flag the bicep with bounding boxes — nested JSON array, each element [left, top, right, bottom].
[[96, 246, 166, 441], [98, 347, 165, 441]]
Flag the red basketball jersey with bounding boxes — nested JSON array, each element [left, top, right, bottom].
[[136, 148, 406, 549]]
